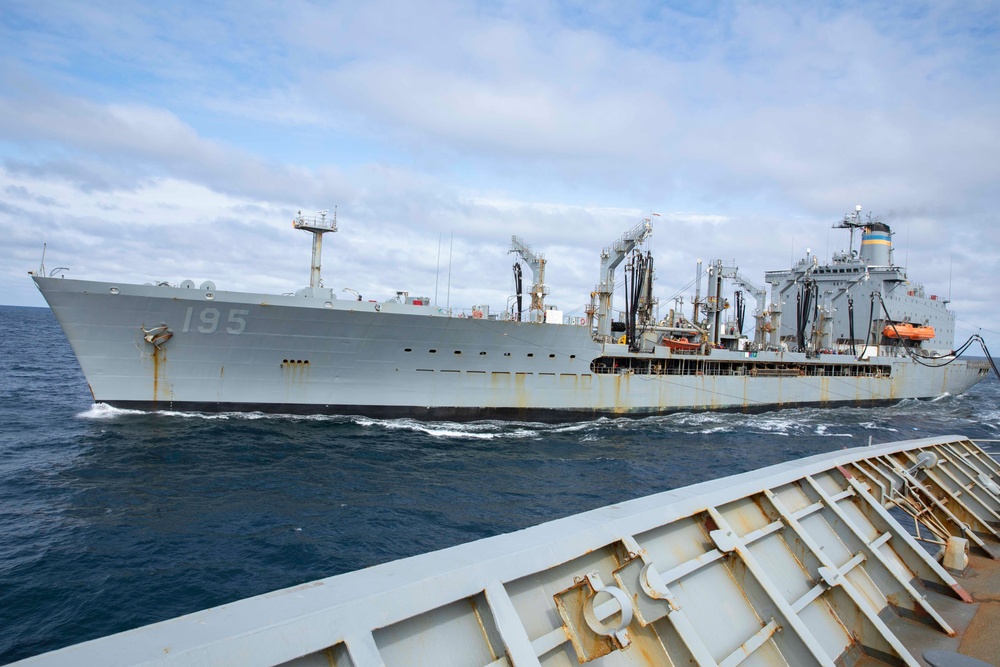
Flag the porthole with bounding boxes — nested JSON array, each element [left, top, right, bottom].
[[454, 350, 462, 355], [503, 352, 511, 357], [479, 351, 487, 356], [570, 355, 576, 359], [109, 287, 120, 295], [205, 292, 215, 300], [549, 354, 555, 358], [527, 353, 534, 358], [404, 348, 412, 352], [429, 349, 437, 353]]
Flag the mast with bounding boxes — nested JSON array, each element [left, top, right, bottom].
[[292, 209, 338, 288], [833, 205, 864, 256]]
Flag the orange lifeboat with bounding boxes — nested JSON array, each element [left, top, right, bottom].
[[883, 323, 935, 341], [661, 337, 701, 351]]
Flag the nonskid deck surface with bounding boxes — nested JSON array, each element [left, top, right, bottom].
[[15, 435, 1000, 666]]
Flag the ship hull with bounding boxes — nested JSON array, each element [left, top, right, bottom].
[[35, 276, 989, 421]]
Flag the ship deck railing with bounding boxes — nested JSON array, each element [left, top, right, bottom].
[[590, 356, 892, 379]]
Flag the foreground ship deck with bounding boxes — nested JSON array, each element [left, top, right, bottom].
[[16, 435, 1000, 666]]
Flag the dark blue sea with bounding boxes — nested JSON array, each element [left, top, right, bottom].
[[1, 304, 998, 663]]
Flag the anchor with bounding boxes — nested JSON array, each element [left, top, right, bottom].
[[141, 323, 173, 349]]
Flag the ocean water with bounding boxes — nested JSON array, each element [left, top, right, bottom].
[[1, 303, 998, 663]]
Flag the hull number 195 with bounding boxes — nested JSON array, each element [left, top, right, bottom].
[[181, 307, 249, 334]]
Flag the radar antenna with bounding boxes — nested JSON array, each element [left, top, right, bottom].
[[293, 208, 338, 288]]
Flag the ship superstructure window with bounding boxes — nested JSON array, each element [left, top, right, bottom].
[[527, 353, 534, 357], [479, 351, 487, 355], [429, 349, 437, 353], [503, 352, 511, 357], [404, 348, 412, 352], [549, 354, 555, 358], [454, 350, 462, 355]]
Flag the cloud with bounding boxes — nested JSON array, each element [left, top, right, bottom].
[[0, 82, 352, 204], [0, 0, 998, 348], [4, 184, 62, 206]]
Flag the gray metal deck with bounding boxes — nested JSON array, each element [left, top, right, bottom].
[[14, 435, 1000, 666]]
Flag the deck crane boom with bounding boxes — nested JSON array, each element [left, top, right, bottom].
[[594, 219, 653, 342], [509, 236, 548, 323], [710, 263, 768, 346]]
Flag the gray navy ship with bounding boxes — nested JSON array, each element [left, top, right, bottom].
[[31, 206, 990, 420]]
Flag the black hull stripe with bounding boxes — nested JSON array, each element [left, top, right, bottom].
[[103, 398, 909, 423]]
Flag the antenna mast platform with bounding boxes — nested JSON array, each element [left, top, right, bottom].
[[293, 209, 338, 288]]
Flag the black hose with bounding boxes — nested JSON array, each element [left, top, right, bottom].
[[513, 263, 523, 321], [812, 282, 819, 325], [874, 293, 1000, 379], [625, 254, 635, 346], [796, 290, 803, 350], [797, 281, 813, 351], [735, 290, 745, 334], [848, 296, 855, 356], [979, 338, 1000, 380], [624, 251, 648, 351]]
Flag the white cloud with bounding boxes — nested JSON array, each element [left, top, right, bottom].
[[0, 0, 998, 348]]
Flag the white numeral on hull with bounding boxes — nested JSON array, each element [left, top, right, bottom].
[[182, 307, 249, 334]]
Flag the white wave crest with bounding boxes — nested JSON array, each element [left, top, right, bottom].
[[156, 409, 232, 419], [351, 416, 542, 440], [739, 415, 798, 434], [77, 403, 144, 419], [814, 424, 853, 437]]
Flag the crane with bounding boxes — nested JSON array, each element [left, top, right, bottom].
[[708, 262, 768, 346], [594, 219, 653, 342], [509, 236, 548, 323]]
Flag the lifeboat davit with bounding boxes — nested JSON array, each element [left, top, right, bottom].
[[883, 323, 935, 341]]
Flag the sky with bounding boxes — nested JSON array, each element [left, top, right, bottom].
[[2, 0, 999, 350]]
